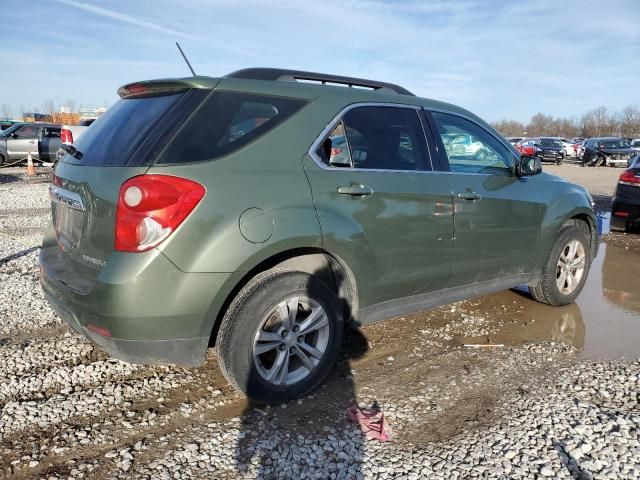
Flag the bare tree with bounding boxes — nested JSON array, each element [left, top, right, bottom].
[[620, 105, 640, 138], [42, 100, 57, 121], [65, 98, 77, 114], [1, 104, 12, 120]]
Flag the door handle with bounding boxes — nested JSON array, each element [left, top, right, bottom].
[[28, 140, 35, 144], [457, 191, 482, 201], [337, 184, 373, 197]]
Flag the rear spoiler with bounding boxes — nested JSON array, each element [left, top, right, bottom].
[[118, 78, 214, 99]]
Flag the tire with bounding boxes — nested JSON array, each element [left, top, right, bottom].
[[216, 269, 343, 404], [594, 155, 605, 167], [0, 154, 4, 166], [529, 224, 591, 306]]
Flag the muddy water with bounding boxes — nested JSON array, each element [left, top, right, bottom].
[[454, 242, 640, 360]]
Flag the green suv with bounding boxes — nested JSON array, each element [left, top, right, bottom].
[[40, 68, 597, 403]]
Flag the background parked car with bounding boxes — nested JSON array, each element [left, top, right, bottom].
[[506, 137, 524, 145], [574, 140, 586, 159], [515, 139, 538, 157], [631, 139, 640, 153], [582, 137, 635, 167], [0, 122, 61, 165], [532, 137, 566, 164], [611, 153, 640, 231]]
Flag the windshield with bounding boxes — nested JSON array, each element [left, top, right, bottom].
[[600, 139, 630, 149], [630, 140, 640, 148], [540, 138, 563, 148], [0, 124, 21, 137]]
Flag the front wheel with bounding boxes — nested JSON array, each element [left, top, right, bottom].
[[216, 269, 343, 404], [529, 224, 591, 306]]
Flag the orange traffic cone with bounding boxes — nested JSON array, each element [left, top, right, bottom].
[[26, 152, 35, 176]]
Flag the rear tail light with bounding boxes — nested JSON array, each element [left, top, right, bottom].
[[330, 148, 343, 156], [619, 169, 640, 187], [115, 175, 205, 252], [60, 128, 73, 144]]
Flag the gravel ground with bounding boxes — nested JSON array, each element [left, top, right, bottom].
[[0, 166, 638, 479]]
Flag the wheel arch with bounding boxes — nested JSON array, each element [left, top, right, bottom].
[[207, 248, 359, 346]]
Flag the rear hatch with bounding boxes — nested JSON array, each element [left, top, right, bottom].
[[47, 84, 210, 291]]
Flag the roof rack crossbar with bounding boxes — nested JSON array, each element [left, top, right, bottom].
[[225, 68, 414, 96]]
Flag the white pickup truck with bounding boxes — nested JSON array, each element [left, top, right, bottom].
[[56, 120, 95, 162]]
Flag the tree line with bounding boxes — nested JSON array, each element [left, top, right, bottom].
[[491, 105, 640, 139]]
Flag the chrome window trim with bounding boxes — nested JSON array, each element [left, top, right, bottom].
[[49, 185, 85, 211], [308, 102, 434, 174]]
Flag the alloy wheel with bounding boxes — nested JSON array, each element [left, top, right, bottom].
[[252, 296, 330, 386], [556, 240, 586, 295]]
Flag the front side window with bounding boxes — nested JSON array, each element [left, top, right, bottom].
[[431, 111, 512, 174], [14, 125, 38, 138], [315, 106, 429, 171]]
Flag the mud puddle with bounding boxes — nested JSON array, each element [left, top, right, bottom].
[[454, 242, 640, 360]]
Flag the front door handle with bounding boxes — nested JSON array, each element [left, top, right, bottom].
[[457, 191, 482, 201], [337, 184, 373, 197], [28, 140, 35, 144]]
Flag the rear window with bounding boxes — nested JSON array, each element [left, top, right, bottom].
[[64, 92, 185, 166], [156, 91, 306, 164]]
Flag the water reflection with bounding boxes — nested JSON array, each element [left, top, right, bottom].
[[454, 242, 640, 360]]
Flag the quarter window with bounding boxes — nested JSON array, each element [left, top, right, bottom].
[[432, 112, 512, 174], [158, 92, 306, 164], [316, 106, 429, 171]]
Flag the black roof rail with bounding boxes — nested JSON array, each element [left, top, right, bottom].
[[225, 68, 414, 96]]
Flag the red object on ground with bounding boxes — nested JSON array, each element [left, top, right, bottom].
[[347, 405, 391, 441]]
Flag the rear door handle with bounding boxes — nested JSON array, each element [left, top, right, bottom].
[[337, 184, 373, 197], [457, 191, 482, 201]]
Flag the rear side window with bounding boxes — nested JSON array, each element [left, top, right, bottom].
[[315, 106, 429, 171], [157, 92, 306, 164], [65, 92, 185, 166]]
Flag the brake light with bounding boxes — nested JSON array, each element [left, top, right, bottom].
[[60, 128, 73, 144], [115, 175, 205, 252], [619, 169, 640, 186], [330, 148, 343, 156], [126, 83, 147, 94]]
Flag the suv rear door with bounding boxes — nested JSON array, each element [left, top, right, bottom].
[[427, 110, 541, 288], [304, 104, 454, 317]]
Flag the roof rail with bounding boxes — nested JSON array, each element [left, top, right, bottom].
[[225, 68, 414, 96]]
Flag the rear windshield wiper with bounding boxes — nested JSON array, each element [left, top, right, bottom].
[[61, 144, 84, 160]]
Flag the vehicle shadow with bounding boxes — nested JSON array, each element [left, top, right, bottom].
[[234, 263, 369, 479], [0, 173, 21, 184]]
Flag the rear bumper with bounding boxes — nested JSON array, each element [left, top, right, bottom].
[[40, 236, 239, 366], [611, 201, 640, 230], [43, 288, 208, 366]]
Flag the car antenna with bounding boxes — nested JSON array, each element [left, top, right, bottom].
[[175, 42, 196, 77]]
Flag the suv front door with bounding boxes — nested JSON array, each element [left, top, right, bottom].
[[304, 105, 454, 318], [428, 110, 542, 289], [7, 124, 40, 160]]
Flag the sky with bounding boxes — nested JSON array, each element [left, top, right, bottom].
[[0, 0, 638, 122]]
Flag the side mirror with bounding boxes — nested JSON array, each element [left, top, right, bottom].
[[516, 155, 542, 176], [10, 132, 17, 138]]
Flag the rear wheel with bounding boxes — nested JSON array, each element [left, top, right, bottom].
[[216, 269, 343, 404], [529, 224, 591, 306], [0, 154, 4, 166]]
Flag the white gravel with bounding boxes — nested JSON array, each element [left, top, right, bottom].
[[0, 166, 638, 479]]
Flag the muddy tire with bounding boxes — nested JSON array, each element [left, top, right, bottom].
[[529, 224, 591, 306], [216, 269, 343, 404]]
